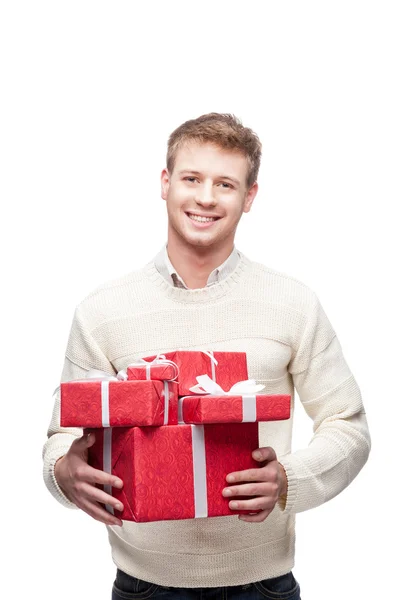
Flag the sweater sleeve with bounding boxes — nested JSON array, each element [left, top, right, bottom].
[[277, 292, 371, 514], [42, 304, 117, 509]]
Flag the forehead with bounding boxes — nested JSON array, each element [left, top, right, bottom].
[[174, 141, 248, 181]]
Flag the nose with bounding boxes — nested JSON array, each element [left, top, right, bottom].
[[195, 181, 216, 207]]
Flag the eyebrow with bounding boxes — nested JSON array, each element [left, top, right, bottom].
[[178, 170, 240, 186]]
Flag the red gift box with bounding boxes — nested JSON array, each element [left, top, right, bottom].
[[178, 393, 291, 424], [143, 351, 248, 396], [126, 360, 178, 382], [60, 379, 178, 428], [88, 423, 260, 522]]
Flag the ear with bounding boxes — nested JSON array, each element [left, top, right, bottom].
[[243, 181, 258, 213], [161, 168, 170, 200]]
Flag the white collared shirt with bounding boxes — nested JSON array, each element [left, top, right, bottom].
[[153, 244, 241, 289]]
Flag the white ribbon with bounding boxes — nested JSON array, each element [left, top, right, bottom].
[[187, 374, 265, 423], [178, 397, 185, 424], [101, 380, 110, 428], [191, 425, 208, 518], [103, 428, 114, 514], [163, 380, 170, 425], [200, 350, 218, 381]]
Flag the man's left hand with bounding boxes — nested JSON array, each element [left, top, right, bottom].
[[223, 446, 288, 522]]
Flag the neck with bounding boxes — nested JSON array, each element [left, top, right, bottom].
[[166, 233, 235, 289]]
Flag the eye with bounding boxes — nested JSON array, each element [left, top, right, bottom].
[[184, 177, 198, 183], [219, 182, 232, 189]]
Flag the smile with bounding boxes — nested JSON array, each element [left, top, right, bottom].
[[186, 213, 220, 223]]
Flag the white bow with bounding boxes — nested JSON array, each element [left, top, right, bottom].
[[189, 374, 265, 396]]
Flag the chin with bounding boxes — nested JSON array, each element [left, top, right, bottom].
[[182, 235, 215, 247], [192, 239, 216, 247]]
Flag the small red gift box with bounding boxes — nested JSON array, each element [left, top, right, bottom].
[[87, 422, 260, 522], [60, 379, 178, 428], [125, 359, 178, 382], [177, 374, 290, 424], [178, 394, 291, 424], [142, 351, 248, 396]]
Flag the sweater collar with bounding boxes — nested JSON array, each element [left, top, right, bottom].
[[146, 245, 251, 303]]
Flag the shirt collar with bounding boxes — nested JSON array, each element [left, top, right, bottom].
[[153, 244, 241, 289]]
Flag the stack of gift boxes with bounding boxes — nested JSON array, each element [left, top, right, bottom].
[[60, 351, 291, 523]]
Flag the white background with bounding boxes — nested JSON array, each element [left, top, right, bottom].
[[1, 1, 398, 598]]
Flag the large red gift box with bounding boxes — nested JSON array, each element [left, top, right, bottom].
[[88, 422, 260, 522], [60, 380, 178, 427], [142, 351, 248, 396], [178, 393, 291, 424]]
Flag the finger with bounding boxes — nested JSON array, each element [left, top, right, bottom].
[[226, 461, 281, 485], [85, 431, 96, 448], [252, 446, 277, 463], [226, 466, 266, 484], [75, 464, 123, 489], [79, 482, 124, 513], [238, 509, 273, 523], [227, 496, 275, 512], [80, 498, 123, 527], [222, 482, 276, 498], [83, 427, 96, 436], [72, 431, 96, 451]]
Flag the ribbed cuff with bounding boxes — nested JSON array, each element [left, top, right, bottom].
[[276, 457, 298, 514], [43, 446, 78, 510]]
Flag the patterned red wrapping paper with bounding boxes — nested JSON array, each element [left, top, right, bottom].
[[87, 422, 260, 522], [179, 394, 291, 424], [127, 362, 178, 382], [143, 351, 248, 396], [60, 380, 178, 427]]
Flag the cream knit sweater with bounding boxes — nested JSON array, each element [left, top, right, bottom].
[[42, 249, 371, 587]]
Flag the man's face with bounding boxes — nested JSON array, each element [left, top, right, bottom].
[[161, 141, 258, 250]]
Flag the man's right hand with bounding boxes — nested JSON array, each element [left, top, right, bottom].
[[54, 431, 124, 527]]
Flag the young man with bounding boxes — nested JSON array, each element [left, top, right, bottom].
[[43, 113, 371, 599]]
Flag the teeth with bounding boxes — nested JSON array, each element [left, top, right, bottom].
[[188, 213, 218, 222]]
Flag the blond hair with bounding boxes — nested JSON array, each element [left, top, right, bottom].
[[166, 113, 262, 189]]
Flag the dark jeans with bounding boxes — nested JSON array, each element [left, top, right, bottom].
[[112, 569, 301, 599]]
